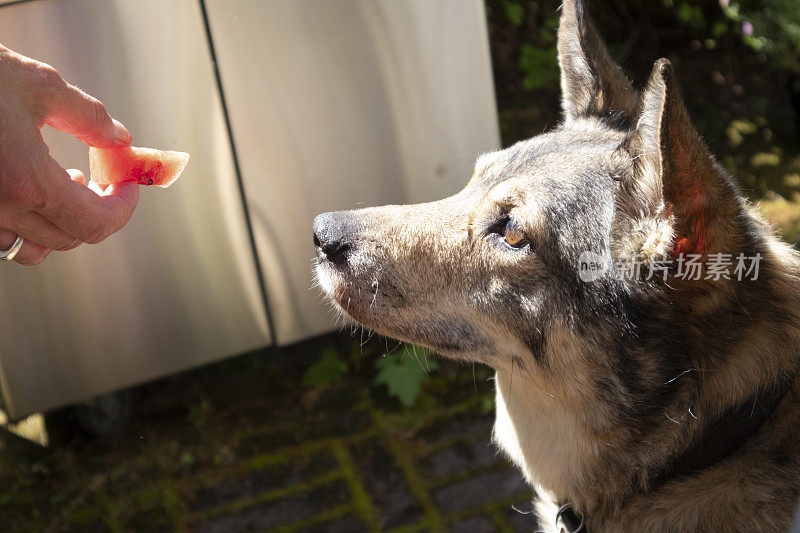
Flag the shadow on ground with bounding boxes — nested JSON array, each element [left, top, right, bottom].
[[0, 334, 536, 532]]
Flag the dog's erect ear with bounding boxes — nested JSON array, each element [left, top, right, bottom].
[[557, 0, 638, 123], [632, 59, 740, 256]]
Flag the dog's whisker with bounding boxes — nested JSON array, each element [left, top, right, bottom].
[[360, 329, 375, 347], [664, 411, 682, 425], [370, 279, 380, 307], [664, 369, 693, 385]]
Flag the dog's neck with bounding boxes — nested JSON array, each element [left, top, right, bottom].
[[494, 366, 794, 524], [492, 347, 796, 521], [492, 368, 607, 506]]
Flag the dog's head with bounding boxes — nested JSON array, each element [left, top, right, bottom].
[[314, 0, 756, 380]]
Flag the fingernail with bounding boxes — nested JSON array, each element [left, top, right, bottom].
[[112, 118, 132, 146]]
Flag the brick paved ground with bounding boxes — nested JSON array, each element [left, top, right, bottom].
[[0, 334, 538, 532]]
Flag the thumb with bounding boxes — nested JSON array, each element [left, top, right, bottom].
[[44, 80, 131, 148]]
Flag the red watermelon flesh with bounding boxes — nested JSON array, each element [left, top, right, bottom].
[[89, 146, 189, 188]]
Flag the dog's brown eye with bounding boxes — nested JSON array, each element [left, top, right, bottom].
[[504, 221, 528, 248]]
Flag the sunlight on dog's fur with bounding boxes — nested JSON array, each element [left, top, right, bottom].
[[313, 1, 800, 530]]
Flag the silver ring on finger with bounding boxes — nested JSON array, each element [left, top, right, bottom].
[[0, 235, 24, 261]]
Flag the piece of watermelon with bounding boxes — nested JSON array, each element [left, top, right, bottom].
[[89, 146, 189, 188]]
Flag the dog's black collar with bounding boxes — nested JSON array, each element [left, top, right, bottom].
[[555, 375, 794, 533], [649, 374, 794, 490], [556, 503, 585, 533]]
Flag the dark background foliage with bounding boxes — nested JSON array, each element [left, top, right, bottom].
[[487, 0, 800, 202]]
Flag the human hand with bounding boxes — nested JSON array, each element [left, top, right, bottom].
[[0, 44, 139, 265]]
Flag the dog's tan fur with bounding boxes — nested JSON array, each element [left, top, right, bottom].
[[313, 1, 800, 530]]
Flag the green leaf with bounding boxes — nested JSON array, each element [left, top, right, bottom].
[[711, 20, 729, 38], [375, 347, 438, 407], [302, 349, 348, 387], [676, 2, 706, 31], [519, 44, 559, 91], [502, 0, 525, 27]]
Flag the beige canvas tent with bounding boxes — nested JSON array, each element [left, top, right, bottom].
[[0, 0, 499, 421]]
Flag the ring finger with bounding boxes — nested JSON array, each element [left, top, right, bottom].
[[0, 227, 51, 266]]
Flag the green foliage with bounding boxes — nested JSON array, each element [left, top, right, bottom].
[[179, 451, 195, 467], [299, 341, 442, 409], [722, 0, 800, 73], [374, 347, 438, 407], [301, 348, 348, 387], [711, 20, 729, 38], [519, 44, 559, 91], [502, 0, 525, 27], [186, 397, 213, 435], [676, 1, 706, 31]]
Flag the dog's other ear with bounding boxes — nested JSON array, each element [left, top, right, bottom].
[[632, 59, 740, 256], [558, 0, 638, 123]]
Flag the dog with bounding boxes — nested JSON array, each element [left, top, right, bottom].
[[313, 1, 800, 530]]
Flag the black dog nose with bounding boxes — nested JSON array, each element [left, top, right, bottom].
[[313, 211, 352, 264]]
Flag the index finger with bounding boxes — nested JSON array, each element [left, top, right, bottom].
[[38, 68, 132, 148], [38, 157, 139, 244]]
